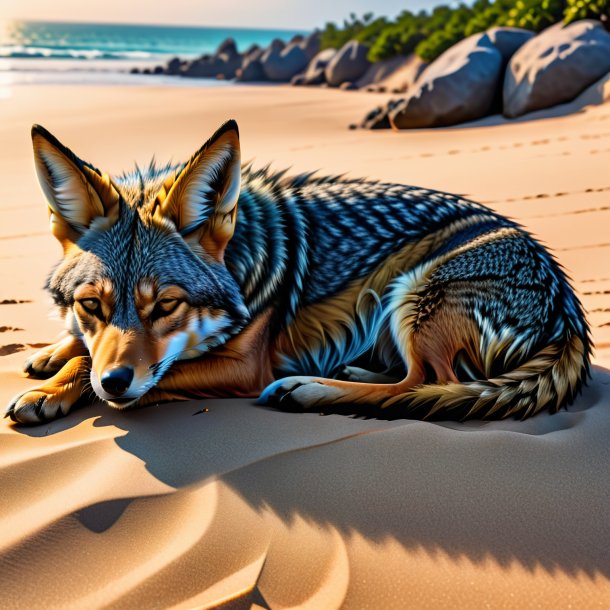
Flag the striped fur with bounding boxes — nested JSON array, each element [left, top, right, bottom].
[[6, 121, 591, 424]]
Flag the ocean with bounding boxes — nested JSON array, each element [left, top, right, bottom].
[[0, 20, 308, 86]]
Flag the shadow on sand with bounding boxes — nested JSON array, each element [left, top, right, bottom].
[[12, 368, 610, 588]]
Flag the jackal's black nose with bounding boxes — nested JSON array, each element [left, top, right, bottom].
[[100, 367, 134, 397]]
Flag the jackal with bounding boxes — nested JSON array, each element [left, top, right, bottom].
[[6, 120, 590, 424]]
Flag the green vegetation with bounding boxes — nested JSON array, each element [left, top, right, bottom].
[[319, 0, 609, 63], [564, 0, 609, 23]]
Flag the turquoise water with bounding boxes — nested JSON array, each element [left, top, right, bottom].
[[0, 20, 308, 61]]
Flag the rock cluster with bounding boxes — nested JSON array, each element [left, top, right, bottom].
[[361, 20, 610, 129], [503, 20, 610, 118], [133, 20, 610, 130], [137, 33, 323, 83]]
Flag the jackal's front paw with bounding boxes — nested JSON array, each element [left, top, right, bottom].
[[24, 350, 65, 378], [6, 386, 78, 425], [23, 336, 87, 379], [257, 376, 343, 411]]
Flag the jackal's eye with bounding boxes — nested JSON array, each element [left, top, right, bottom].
[[78, 298, 101, 315], [151, 298, 181, 320]]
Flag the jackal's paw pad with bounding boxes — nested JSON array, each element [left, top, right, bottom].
[[257, 377, 343, 411], [23, 348, 66, 379], [5, 389, 72, 425]]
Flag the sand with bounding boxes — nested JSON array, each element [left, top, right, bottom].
[[0, 82, 609, 608]]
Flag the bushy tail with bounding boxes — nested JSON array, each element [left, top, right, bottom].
[[384, 331, 590, 421]]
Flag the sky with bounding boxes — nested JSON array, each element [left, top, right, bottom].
[[0, 0, 442, 30]]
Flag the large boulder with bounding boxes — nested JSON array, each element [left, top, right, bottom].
[[243, 43, 261, 57], [300, 31, 321, 61], [356, 55, 410, 89], [503, 20, 610, 118], [325, 41, 371, 87], [165, 56, 182, 75], [236, 56, 267, 81], [361, 99, 404, 129], [267, 38, 286, 54], [373, 53, 428, 93], [293, 48, 336, 85], [390, 33, 502, 129], [181, 56, 223, 78], [215, 52, 243, 78], [261, 44, 309, 81], [181, 49, 242, 79], [487, 27, 535, 64], [215, 38, 239, 59]]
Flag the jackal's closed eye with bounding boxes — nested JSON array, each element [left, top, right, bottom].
[[151, 298, 182, 320]]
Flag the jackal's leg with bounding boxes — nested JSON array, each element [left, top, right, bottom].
[[6, 356, 91, 424], [259, 261, 477, 413], [336, 365, 400, 384], [24, 333, 88, 378]]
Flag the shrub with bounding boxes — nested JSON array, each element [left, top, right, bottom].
[[317, 0, 608, 68], [564, 0, 610, 26]]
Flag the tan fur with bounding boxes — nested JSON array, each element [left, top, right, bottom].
[[9, 356, 91, 424], [138, 309, 275, 405], [273, 213, 498, 369], [32, 131, 120, 252], [24, 333, 88, 378], [154, 126, 241, 261], [8, 122, 588, 424]]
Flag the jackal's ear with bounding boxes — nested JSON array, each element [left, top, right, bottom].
[[154, 120, 241, 261], [31, 124, 120, 252]]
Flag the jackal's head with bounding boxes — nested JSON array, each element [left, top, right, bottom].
[[32, 120, 249, 408]]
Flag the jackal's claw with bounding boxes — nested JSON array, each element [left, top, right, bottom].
[[5, 390, 68, 425], [257, 376, 342, 411], [23, 352, 65, 379]]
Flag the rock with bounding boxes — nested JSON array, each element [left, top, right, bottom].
[[180, 48, 243, 79], [325, 41, 372, 87], [267, 38, 286, 54], [243, 44, 262, 59], [305, 49, 335, 77], [300, 31, 321, 61], [361, 99, 404, 129], [486, 27, 534, 64], [181, 56, 223, 78], [261, 44, 309, 81], [390, 33, 502, 129], [503, 20, 610, 118], [244, 46, 265, 63], [165, 56, 182, 75], [374, 53, 428, 93], [215, 38, 238, 58], [129, 67, 140, 74], [301, 67, 326, 86], [215, 52, 243, 78], [235, 57, 267, 81], [356, 55, 410, 89], [294, 49, 335, 86], [340, 81, 357, 90], [291, 73, 307, 86], [153, 65, 164, 75]]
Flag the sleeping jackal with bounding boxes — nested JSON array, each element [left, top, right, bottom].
[[6, 120, 590, 424]]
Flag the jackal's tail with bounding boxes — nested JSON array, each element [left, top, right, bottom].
[[383, 331, 590, 421]]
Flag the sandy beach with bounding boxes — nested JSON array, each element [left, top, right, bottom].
[[0, 82, 609, 608]]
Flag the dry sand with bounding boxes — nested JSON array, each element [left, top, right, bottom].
[[0, 82, 609, 608]]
